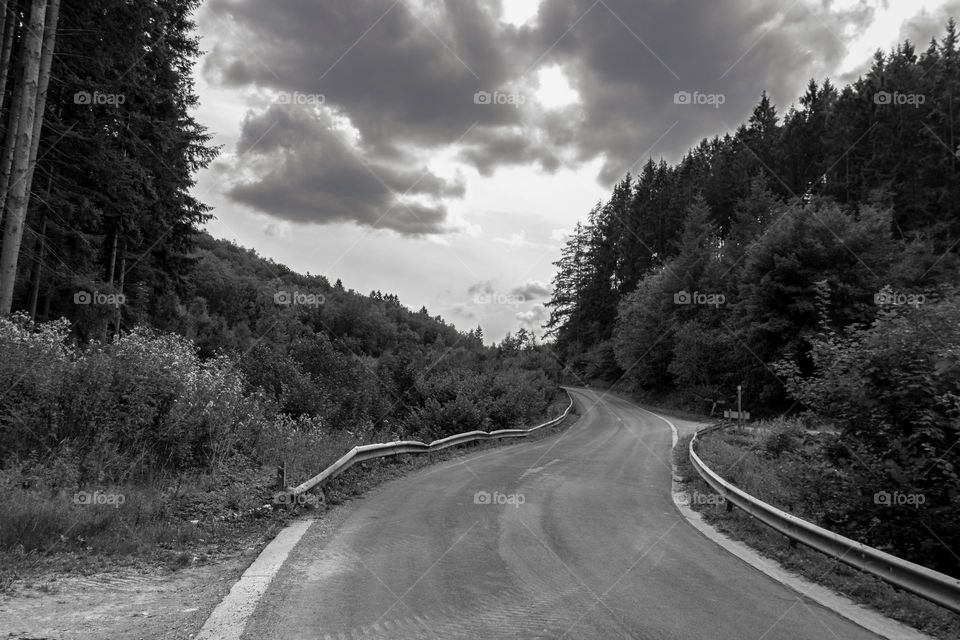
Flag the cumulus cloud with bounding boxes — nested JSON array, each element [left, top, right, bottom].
[[451, 302, 477, 318], [515, 305, 549, 328], [467, 280, 495, 296], [510, 280, 552, 300]]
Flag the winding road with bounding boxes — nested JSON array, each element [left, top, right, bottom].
[[242, 388, 881, 639]]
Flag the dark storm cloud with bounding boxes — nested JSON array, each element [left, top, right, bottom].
[[459, 125, 563, 175], [226, 103, 463, 235], [203, 0, 898, 228], [519, 0, 871, 181], [203, 0, 522, 154]]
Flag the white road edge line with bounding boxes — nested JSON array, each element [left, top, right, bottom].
[[196, 518, 314, 640], [629, 401, 934, 640]]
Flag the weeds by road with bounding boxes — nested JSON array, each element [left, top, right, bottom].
[[674, 424, 960, 640]]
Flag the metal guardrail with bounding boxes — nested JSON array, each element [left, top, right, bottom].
[[287, 389, 575, 498], [689, 424, 960, 614]]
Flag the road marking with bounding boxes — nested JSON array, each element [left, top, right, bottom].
[[519, 458, 560, 478], [195, 518, 314, 640]]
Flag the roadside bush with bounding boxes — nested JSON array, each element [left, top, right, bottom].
[[777, 295, 960, 576], [0, 315, 268, 483], [254, 413, 360, 486], [759, 418, 804, 457]]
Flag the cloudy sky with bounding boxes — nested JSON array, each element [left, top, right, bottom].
[[191, 0, 959, 342]]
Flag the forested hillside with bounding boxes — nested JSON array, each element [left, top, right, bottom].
[[0, 0, 562, 570], [547, 20, 960, 411], [0, 0, 562, 466]]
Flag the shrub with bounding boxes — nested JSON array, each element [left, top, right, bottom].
[[0, 317, 269, 483]]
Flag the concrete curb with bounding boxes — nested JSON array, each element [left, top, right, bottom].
[[639, 406, 935, 640], [195, 518, 314, 640]]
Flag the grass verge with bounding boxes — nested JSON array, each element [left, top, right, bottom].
[[673, 427, 960, 640], [0, 393, 575, 594]]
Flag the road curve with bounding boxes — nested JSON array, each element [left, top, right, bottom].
[[243, 388, 882, 640]]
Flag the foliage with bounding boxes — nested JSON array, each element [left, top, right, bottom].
[[776, 296, 960, 574], [0, 314, 264, 483], [547, 20, 960, 405]]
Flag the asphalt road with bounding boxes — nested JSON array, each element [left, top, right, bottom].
[[243, 388, 881, 640]]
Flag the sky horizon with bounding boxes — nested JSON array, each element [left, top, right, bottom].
[[189, 0, 960, 343]]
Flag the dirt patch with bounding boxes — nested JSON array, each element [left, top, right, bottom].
[[0, 550, 254, 640]]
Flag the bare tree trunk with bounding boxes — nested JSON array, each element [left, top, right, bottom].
[[106, 225, 117, 284], [23, 0, 57, 197], [0, 1, 17, 111], [27, 213, 43, 318], [114, 249, 125, 339], [27, 162, 49, 319], [0, 36, 23, 222], [0, 2, 10, 102], [103, 225, 117, 340], [0, 0, 46, 315]]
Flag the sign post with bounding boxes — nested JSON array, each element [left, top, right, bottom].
[[737, 385, 742, 432]]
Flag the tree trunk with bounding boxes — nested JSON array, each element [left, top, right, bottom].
[[0, 28, 24, 223], [0, 1, 17, 113], [26, 213, 43, 318], [114, 250, 125, 339], [0, 2, 10, 104], [0, 0, 46, 315], [102, 224, 117, 340], [27, 163, 49, 319], [106, 225, 117, 284], [23, 0, 57, 197]]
